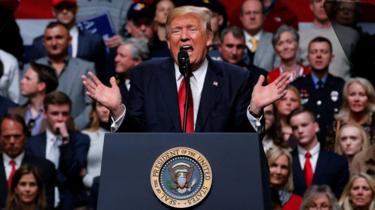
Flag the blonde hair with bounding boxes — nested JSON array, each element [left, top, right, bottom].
[[334, 122, 370, 156], [266, 147, 294, 192], [339, 173, 375, 210], [336, 77, 375, 123], [165, 6, 213, 39]]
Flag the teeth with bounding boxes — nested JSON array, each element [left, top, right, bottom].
[[181, 45, 193, 50]]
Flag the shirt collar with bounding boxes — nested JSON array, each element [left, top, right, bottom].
[[311, 73, 328, 85], [297, 142, 320, 156], [244, 30, 263, 42], [174, 58, 208, 83], [2, 152, 25, 166], [70, 26, 79, 36]]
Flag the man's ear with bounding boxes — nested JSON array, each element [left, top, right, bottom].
[[37, 82, 46, 93]]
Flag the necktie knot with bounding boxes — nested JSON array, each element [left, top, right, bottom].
[[250, 37, 257, 53], [9, 159, 15, 166], [317, 80, 324, 89], [305, 152, 311, 159]]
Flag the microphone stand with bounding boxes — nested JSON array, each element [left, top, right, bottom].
[[178, 48, 191, 133]]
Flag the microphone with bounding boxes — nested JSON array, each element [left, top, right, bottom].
[[177, 47, 191, 133], [178, 47, 190, 77]]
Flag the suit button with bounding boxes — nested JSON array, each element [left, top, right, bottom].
[[316, 100, 322, 106]]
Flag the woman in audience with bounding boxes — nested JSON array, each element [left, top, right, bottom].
[[267, 147, 302, 210], [335, 123, 371, 172], [154, 0, 175, 41], [299, 185, 341, 210], [339, 173, 375, 210], [274, 85, 301, 147], [5, 164, 48, 210], [268, 25, 310, 83], [335, 77, 375, 144], [82, 102, 110, 209]]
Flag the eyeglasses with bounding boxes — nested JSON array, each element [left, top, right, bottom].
[[307, 204, 331, 210]]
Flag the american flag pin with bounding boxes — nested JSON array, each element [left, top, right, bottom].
[[213, 81, 218, 86]]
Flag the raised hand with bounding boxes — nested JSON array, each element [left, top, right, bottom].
[[82, 72, 124, 118], [249, 73, 289, 115]]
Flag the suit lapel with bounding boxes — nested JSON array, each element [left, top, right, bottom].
[[195, 60, 222, 132], [292, 150, 307, 190], [159, 59, 181, 131], [313, 151, 325, 183], [0, 155, 8, 201]]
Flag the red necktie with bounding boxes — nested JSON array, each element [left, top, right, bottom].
[[304, 152, 313, 188], [178, 78, 194, 133], [8, 160, 16, 189]]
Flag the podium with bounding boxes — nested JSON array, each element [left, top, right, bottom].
[[98, 133, 271, 210]]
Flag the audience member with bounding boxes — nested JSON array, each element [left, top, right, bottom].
[[299, 185, 341, 210], [351, 144, 375, 181], [288, 108, 349, 198], [9, 62, 58, 136], [292, 36, 344, 148], [339, 173, 375, 210], [0, 49, 20, 104], [154, 0, 175, 42], [5, 164, 49, 210], [267, 147, 302, 210], [33, 21, 95, 129], [29, 0, 107, 82], [263, 104, 280, 152], [0, 114, 56, 209], [274, 85, 301, 145], [82, 102, 110, 210], [216, 26, 267, 83], [240, 0, 278, 71], [26, 91, 90, 210], [268, 25, 310, 83], [335, 123, 371, 174], [115, 38, 149, 105], [298, 0, 359, 80], [335, 77, 375, 144]]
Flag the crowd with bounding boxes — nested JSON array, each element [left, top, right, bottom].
[[1, 0, 375, 209]]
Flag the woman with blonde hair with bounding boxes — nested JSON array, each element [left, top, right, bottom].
[[339, 173, 375, 210], [335, 77, 375, 144], [267, 147, 302, 210], [335, 122, 371, 172]]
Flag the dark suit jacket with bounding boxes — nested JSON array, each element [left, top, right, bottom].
[[0, 153, 56, 209], [118, 57, 256, 132], [0, 95, 17, 119], [29, 28, 108, 81], [292, 149, 349, 198], [26, 131, 90, 209]]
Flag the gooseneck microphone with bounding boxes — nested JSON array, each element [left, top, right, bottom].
[[178, 47, 191, 133]]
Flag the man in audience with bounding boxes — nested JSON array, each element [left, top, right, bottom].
[[29, 0, 107, 81], [299, 0, 359, 80], [291, 36, 344, 147], [240, 0, 278, 71], [115, 38, 148, 105], [0, 113, 56, 209], [289, 108, 349, 198], [26, 91, 90, 210], [9, 62, 58, 136], [217, 25, 267, 82], [34, 21, 95, 129]]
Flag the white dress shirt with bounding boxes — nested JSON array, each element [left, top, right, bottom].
[[70, 26, 79, 58], [297, 142, 320, 173], [2, 152, 24, 179], [0, 49, 20, 103], [46, 129, 62, 169]]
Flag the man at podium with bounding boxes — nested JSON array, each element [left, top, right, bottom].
[[82, 5, 289, 133]]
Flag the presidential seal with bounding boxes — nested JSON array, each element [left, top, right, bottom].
[[150, 147, 213, 208]]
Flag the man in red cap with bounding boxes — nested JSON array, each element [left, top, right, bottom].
[[29, 0, 108, 82]]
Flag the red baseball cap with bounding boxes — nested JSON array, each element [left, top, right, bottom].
[[51, 0, 77, 7]]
